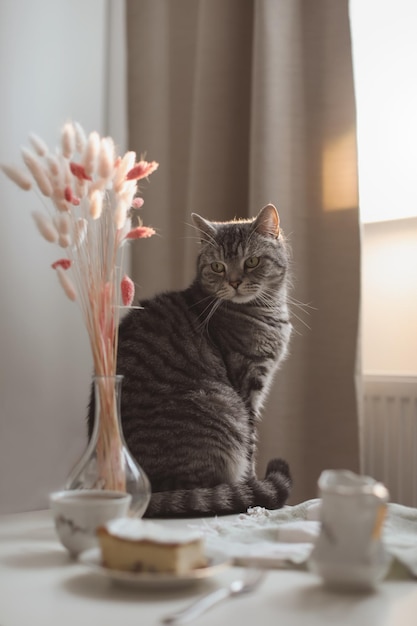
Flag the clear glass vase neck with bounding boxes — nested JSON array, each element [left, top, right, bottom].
[[65, 374, 151, 517]]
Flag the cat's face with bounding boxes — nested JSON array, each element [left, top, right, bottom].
[[192, 205, 289, 304]]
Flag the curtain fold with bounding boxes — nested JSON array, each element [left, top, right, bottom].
[[126, 0, 361, 503]]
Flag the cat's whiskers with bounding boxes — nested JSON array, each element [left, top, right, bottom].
[[181, 233, 212, 246], [189, 293, 216, 310], [197, 297, 223, 334], [285, 294, 314, 332], [257, 285, 283, 303], [262, 285, 290, 302], [288, 311, 310, 334], [288, 296, 317, 312], [265, 288, 315, 335], [255, 288, 305, 336], [188, 222, 218, 250], [195, 300, 215, 325], [253, 292, 277, 311], [192, 292, 220, 323]]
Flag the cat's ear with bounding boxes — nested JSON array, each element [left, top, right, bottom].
[[251, 204, 280, 239], [191, 213, 217, 243]]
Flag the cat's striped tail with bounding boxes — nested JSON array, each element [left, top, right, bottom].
[[144, 458, 292, 518]]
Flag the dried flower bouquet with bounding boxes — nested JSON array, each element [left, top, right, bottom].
[[1, 121, 158, 492]]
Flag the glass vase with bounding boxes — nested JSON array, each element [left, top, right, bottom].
[[65, 375, 151, 517]]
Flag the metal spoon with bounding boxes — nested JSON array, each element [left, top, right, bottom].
[[161, 568, 266, 624]]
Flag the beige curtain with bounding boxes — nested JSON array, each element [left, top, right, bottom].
[[126, 0, 361, 504]]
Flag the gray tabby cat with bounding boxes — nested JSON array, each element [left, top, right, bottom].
[[89, 203, 293, 517]]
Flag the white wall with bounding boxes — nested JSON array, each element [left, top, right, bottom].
[[361, 219, 417, 375], [0, 0, 127, 514]]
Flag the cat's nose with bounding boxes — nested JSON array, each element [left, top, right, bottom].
[[229, 279, 242, 290]]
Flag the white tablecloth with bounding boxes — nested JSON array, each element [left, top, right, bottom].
[[189, 499, 417, 575], [1, 509, 417, 626]]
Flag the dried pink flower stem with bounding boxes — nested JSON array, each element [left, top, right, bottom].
[[1, 121, 158, 493]]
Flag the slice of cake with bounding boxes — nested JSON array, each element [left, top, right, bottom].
[[96, 518, 206, 574]]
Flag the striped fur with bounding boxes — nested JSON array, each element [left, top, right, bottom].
[[88, 205, 293, 517]]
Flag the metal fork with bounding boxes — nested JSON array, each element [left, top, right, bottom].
[[161, 568, 266, 624]]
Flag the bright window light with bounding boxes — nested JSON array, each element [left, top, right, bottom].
[[350, 0, 417, 223]]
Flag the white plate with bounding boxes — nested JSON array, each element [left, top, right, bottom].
[[78, 548, 231, 590]]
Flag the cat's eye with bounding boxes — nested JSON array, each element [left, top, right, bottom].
[[245, 256, 260, 269], [211, 261, 226, 273]]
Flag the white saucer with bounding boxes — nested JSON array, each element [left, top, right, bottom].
[[78, 548, 231, 590]]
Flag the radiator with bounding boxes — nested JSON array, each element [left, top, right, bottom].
[[362, 375, 417, 507]]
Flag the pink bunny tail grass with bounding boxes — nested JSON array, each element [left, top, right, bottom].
[[125, 226, 156, 240], [89, 189, 103, 219], [1, 163, 32, 191], [98, 137, 114, 179], [28, 133, 48, 157], [88, 178, 108, 195], [131, 196, 144, 209], [46, 154, 60, 177], [74, 217, 88, 248], [69, 162, 92, 181], [120, 179, 138, 203], [64, 185, 80, 206], [116, 216, 133, 244], [125, 160, 159, 181], [113, 151, 136, 192], [64, 186, 73, 202], [121, 275, 135, 306], [55, 212, 71, 235], [32, 211, 59, 243], [83, 131, 100, 177], [73, 121, 87, 153], [58, 233, 71, 248], [61, 122, 75, 159], [10, 122, 159, 395], [114, 198, 129, 230], [56, 266, 77, 301], [62, 158, 72, 187], [21, 148, 53, 197], [74, 176, 87, 200], [51, 258, 72, 270], [54, 199, 70, 213]]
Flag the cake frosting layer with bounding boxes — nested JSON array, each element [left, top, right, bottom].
[[97, 518, 206, 573]]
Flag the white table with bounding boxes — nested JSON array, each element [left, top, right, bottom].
[[1, 509, 416, 626]]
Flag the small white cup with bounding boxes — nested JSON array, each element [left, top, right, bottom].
[[50, 489, 132, 557]]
